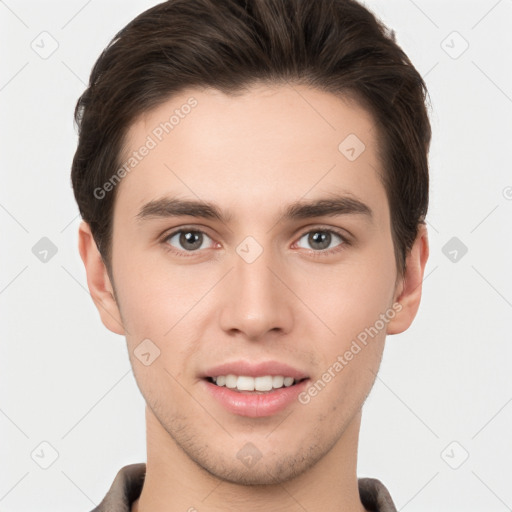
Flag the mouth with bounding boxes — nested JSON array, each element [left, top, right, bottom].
[[205, 375, 309, 394], [200, 360, 310, 416]]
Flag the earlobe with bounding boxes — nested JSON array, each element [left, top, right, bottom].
[[78, 221, 125, 336], [387, 223, 429, 335]]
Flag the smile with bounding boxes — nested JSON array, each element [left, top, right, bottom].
[[208, 374, 307, 393]]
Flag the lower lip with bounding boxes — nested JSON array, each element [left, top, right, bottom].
[[202, 379, 309, 418]]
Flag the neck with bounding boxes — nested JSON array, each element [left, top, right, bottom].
[[132, 406, 367, 512]]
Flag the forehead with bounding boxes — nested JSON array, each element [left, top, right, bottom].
[[115, 84, 387, 224]]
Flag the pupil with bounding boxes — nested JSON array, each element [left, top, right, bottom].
[[181, 231, 202, 250]]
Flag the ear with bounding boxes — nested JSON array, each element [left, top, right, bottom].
[[78, 221, 125, 335], [387, 223, 429, 335]]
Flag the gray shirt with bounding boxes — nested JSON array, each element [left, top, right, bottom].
[[90, 463, 397, 512]]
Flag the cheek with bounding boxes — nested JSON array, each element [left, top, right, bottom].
[[112, 253, 219, 384], [293, 244, 396, 400], [296, 266, 392, 419], [298, 253, 396, 338], [113, 251, 204, 333]]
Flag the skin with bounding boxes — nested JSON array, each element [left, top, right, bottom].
[[79, 84, 428, 512]]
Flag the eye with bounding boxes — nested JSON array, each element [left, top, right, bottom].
[[295, 228, 347, 253], [162, 226, 349, 258], [164, 228, 215, 253]]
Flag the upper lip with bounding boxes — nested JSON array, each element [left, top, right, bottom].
[[201, 360, 309, 380]]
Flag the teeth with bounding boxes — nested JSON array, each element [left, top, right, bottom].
[[255, 376, 273, 391], [283, 376, 295, 387], [237, 376, 255, 391], [272, 375, 284, 388], [211, 374, 298, 392], [225, 374, 238, 389]]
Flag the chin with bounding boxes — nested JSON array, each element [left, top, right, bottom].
[[189, 441, 328, 487]]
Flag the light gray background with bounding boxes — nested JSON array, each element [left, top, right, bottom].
[[1, 0, 511, 510]]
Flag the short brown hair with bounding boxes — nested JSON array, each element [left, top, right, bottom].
[[71, 0, 431, 276]]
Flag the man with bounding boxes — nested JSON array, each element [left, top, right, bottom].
[[71, 0, 430, 510]]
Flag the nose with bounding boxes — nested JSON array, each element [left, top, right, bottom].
[[218, 243, 294, 341]]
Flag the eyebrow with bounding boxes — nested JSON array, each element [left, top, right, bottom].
[[136, 195, 373, 224]]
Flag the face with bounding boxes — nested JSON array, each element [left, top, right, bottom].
[[99, 84, 407, 484]]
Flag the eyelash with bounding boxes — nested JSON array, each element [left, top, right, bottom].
[[161, 226, 351, 258]]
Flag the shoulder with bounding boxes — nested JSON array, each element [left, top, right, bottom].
[[358, 477, 397, 512], [89, 463, 146, 512]]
